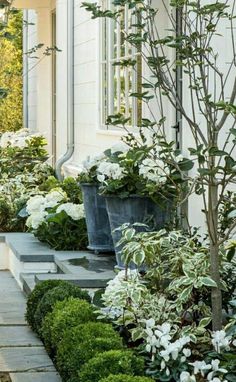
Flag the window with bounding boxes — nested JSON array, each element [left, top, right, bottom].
[[100, 0, 142, 128]]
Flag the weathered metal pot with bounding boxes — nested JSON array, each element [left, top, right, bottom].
[[80, 183, 114, 254], [105, 195, 172, 269]]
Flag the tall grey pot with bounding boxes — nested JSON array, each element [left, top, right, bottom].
[[80, 183, 114, 254], [105, 195, 172, 269]]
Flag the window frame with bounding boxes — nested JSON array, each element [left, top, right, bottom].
[[98, 0, 142, 131]]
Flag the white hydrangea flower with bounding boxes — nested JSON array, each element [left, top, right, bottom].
[[97, 162, 126, 182], [110, 142, 129, 154], [44, 188, 67, 208], [82, 153, 106, 172], [26, 195, 46, 215], [139, 158, 169, 184], [175, 154, 184, 163], [57, 203, 85, 221], [212, 330, 231, 353], [26, 210, 48, 229]]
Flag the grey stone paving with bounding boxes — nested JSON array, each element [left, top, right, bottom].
[[0, 271, 61, 381], [10, 372, 61, 382]]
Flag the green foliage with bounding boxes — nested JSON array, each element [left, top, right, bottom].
[[34, 211, 88, 250], [33, 284, 91, 334], [25, 280, 74, 331], [99, 375, 154, 382], [60, 177, 82, 204], [56, 322, 123, 381], [0, 11, 23, 132], [83, 0, 236, 331], [0, 135, 48, 177], [41, 298, 96, 354], [79, 350, 145, 382], [111, 227, 236, 324], [39, 176, 82, 203]]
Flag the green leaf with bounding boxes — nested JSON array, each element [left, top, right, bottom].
[[124, 228, 136, 241], [209, 146, 228, 156], [133, 250, 145, 265], [179, 285, 193, 301], [199, 317, 212, 327], [131, 328, 144, 342], [199, 276, 217, 288], [178, 159, 194, 171]]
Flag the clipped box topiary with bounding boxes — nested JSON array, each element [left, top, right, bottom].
[[99, 375, 154, 382], [25, 280, 71, 331], [79, 350, 145, 382], [56, 322, 124, 381], [41, 298, 96, 355], [34, 283, 91, 334]]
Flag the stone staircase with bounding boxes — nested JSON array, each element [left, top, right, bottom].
[[0, 233, 116, 295]]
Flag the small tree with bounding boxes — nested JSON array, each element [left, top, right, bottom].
[[82, 0, 236, 330], [0, 10, 23, 131]]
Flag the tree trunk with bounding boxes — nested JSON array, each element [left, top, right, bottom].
[[208, 181, 222, 330]]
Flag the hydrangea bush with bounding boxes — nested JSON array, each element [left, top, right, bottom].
[[26, 188, 88, 250]]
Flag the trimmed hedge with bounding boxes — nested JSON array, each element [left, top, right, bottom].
[[99, 376, 154, 382], [79, 350, 145, 382], [34, 284, 90, 334], [56, 322, 124, 381], [41, 298, 96, 354], [25, 280, 71, 331]]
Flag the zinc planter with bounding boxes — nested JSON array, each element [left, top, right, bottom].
[[105, 195, 172, 269], [80, 183, 114, 254]]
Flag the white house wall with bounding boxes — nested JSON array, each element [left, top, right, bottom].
[[22, 0, 235, 230], [182, 3, 236, 230]]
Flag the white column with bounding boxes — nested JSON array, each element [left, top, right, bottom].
[[36, 8, 52, 154]]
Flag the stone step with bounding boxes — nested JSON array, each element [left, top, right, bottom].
[[6, 234, 56, 263], [20, 273, 36, 295], [10, 372, 61, 382], [35, 272, 112, 289]]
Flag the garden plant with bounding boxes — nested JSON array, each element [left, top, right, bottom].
[[82, 0, 236, 332]]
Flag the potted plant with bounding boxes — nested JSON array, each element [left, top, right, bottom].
[[97, 133, 187, 268], [78, 154, 114, 254]]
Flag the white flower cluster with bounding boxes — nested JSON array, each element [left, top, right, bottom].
[[181, 359, 228, 382], [82, 153, 106, 173], [26, 189, 85, 230], [139, 158, 170, 184], [26, 188, 67, 229], [57, 203, 85, 221], [144, 319, 191, 376], [0, 129, 38, 149], [110, 142, 129, 154], [97, 162, 126, 182], [212, 330, 236, 353]]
